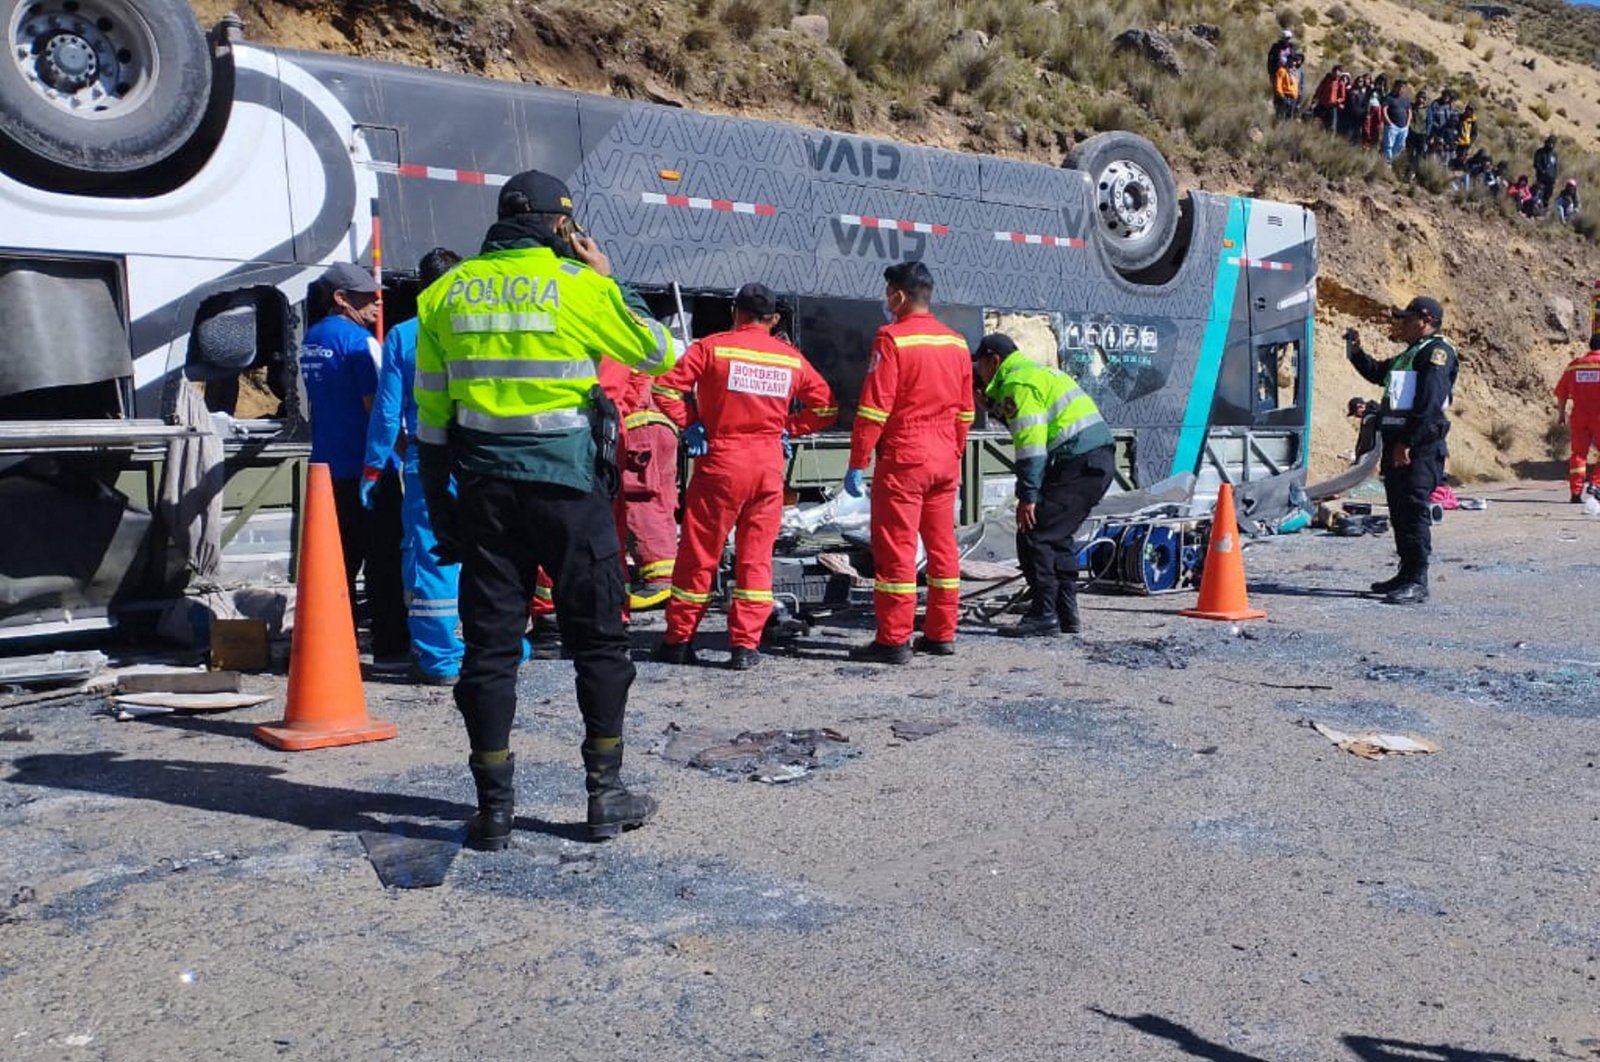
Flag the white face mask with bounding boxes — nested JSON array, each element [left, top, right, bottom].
[[881, 299, 896, 323]]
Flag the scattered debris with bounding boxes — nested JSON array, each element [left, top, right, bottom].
[[112, 691, 270, 712], [0, 650, 107, 689], [889, 719, 957, 742], [116, 670, 243, 695], [751, 764, 809, 785], [655, 723, 856, 782], [359, 830, 462, 889], [1222, 677, 1333, 691], [1086, 638, 1190, 670], [0, 885, 36, 926], [958, 558, 1020, 581], [1302, 719, 1440, 759]]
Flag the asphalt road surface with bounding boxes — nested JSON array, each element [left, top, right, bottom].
[[1, 482, 1596, 1061]]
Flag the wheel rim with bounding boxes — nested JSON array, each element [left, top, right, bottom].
[[8, 0, 158, 120], [1093, 158, 1160, 244]]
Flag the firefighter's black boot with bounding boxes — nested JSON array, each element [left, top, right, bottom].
[[466, 753, 515, 852], [582, 741, 657, 841]]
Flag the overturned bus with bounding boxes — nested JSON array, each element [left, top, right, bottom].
[[0, 0, 1315, 634]]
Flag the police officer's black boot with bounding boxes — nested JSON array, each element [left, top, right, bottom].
[[1002, 607, 1063, 638], [466, 752, 515, 852], [582, 740, 657, 841], [1385, 568, 1429, 605], [1369, 571, 1409, 595], [1056, 579, 1082, 635]]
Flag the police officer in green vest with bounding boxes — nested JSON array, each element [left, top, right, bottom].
[[1346, 295, 1459, 605], [973, 333, 1116, 637], [415, 170, 679, 849]]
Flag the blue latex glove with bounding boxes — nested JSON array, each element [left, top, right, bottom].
[[843, 468, 865, 497], [359, 468, 381, 510], [780, 430, 794, 460], [683, 422, 709, 457]]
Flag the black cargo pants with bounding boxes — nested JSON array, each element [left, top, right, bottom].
[[1017, 444, 1116, 616], [453, 473, 633, 752], [1381, 442, 1445, 583]]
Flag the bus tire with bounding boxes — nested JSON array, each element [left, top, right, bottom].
[[1065, 132, 1180, 277], [0, 0, 212, 183]]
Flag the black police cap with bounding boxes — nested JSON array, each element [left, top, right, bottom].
[[498, 170, 574, 218], [1391, 296, 1443, 326], [974, 333, 1018, 361]]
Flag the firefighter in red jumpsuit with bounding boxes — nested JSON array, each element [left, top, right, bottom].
[[844, 261, 974, 664], [620, 372, 681, 609], [1555, 333, 1600, 502], [650, 283, 837, 670]]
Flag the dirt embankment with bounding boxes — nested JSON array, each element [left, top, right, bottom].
[[191, 0, 1600, 484]]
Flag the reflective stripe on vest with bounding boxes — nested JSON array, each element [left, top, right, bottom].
[[988, 354, 1104, 456], [448, 357, 594, 381], [455, 408, 591, 434]]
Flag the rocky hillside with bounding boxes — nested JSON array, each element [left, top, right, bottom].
[[192, 0, 1600, 482]]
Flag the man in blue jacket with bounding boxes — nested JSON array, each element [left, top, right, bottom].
[[360, 249, 466, 684], [300, 261, 407, 660]]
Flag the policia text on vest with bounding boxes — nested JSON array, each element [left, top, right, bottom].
[[1344, 295, 1459, 606]]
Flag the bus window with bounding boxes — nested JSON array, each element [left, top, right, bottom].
[[1254, 340, 1301, 417], [982, 311, 1060, 368], [186, 287, 292, 418]]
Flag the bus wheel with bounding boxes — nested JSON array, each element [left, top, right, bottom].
[[1065, 132, 1179, 277], [0, 0, 211, 182]]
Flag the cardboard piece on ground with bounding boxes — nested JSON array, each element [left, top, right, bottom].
[[117, 670, 243, 695], [210, 620, 269, 671], [1309, 720, 1440, 760], [113, 691, 271, 712], [359, 830, 462, 889]]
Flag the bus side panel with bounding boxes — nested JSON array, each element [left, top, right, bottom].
[[800, 129, 982, 201], [940, 198, 1076, 312], [576, 98, 816, 295], [1167, 194, 1252, 480], [1242, 202, 1316, 337], [281, 52, 550, 270], [809, 182, 966, 301]]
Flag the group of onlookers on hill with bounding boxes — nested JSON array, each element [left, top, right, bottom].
[[1267, 29, 1581, 224]]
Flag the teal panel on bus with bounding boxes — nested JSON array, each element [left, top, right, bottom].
[[1171, 197, 1249, 476]]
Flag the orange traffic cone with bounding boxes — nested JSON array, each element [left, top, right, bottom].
[[255, 463, 398, 750], [1179, 481, 1267, 622]]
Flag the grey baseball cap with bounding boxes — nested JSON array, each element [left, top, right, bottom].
[[320, 262, 379, 294]]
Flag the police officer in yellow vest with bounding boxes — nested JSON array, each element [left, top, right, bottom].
[[415, 170, 678, 849], [973, 334, 1116, 637], [1346, 295, 1459, 605]]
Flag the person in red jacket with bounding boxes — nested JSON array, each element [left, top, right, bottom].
[[1555, 333, 1600, 501], [528, 357, 637, 634], [650, 283, 837, 670], [619, 370, 680, 609], [844, 261, 974, 664]]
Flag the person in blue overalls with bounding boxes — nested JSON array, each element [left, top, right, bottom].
[[301, 262, 408, 661], [360, 249, 466, 684]]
